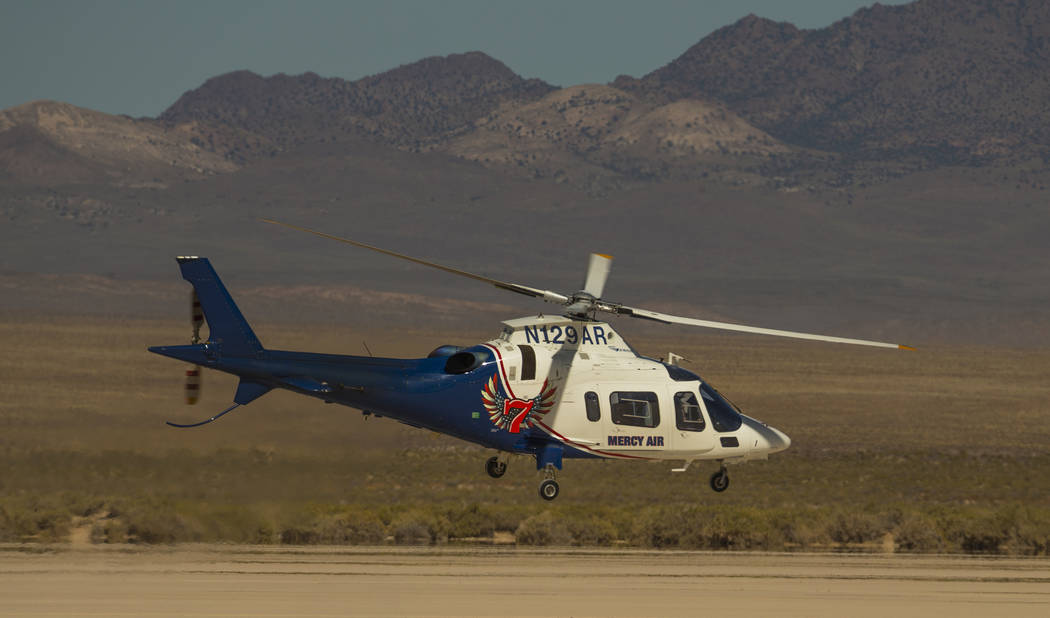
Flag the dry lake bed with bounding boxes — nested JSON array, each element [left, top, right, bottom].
[[0, 545, 1047, 617]]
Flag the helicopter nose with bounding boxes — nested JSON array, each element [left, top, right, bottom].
[[741, 416, 791, 454], [765, 426, 791, 453]]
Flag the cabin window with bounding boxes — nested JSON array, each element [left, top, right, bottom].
[[585, 391, 600, 422], [609, 391, 660, 428], [518, 345, 536, 380], [701, 383, 742, 432], [674, 391, 706, 432]]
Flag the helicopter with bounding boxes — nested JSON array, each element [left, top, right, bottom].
[[149, 220, 911, 500]]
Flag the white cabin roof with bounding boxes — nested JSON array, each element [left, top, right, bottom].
[[501, 315, 577, 329]]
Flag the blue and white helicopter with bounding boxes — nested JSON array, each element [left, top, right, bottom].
[[150, 220, 910, 500]]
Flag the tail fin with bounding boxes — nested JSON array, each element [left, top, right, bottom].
[[176, 257, 263, 357]]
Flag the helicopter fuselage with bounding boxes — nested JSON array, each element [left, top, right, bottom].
[[152, 314, 791, 470]]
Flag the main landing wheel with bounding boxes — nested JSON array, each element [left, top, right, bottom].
[[539, 479, 560, 501], [710, 469, 730, 493], [485, 456, 507, 479]]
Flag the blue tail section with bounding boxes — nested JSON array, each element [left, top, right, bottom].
[[176, 257, 263, 357]]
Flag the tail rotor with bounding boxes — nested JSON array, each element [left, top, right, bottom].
[[185, 290, 204, 405]]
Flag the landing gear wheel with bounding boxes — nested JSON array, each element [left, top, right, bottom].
[[485, 456, 507, 479], [539, 479, 560, 501], [710, 469, 730, 493]]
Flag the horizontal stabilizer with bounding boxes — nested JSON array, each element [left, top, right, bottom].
[[234, 379, 272, 405]]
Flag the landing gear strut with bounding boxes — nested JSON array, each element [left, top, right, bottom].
[[539, 464, 559, 501], [710, 465, 730, 493], [485, 455, 507, 479]]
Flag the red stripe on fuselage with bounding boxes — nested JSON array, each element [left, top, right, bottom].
[[534, 419, 654, 461], [482, 343, 654, 461], [482, 344, 517, 399]]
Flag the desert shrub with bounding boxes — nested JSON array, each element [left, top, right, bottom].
[[0, 496, 75, 542], [515, 510, 572, 546], [170, 503, 277, 544], [117, 499, 188, 544], [277, 505, 390, 545], [592, 507, 639, 542], [828, 509, 885, 544], [489, 507, 529, 534], [773, 508, 832, 548], [278, 509, 323, 545], [315, 509, 386, 545], [934, 508, 1007, 553], [279, 525, 320, 545], [892, 511, 945, 552], [988, 505, 1050, 555], [446, 503, 496, 539], [391, 510, 450, 545], [91, 516, 129, 544], [629, 507, 684, 548], [566, 515, 618, 546], [678, 507, 786, 550], [0, 502, 35, 542]]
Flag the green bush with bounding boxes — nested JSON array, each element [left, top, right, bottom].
[[0, 496, 75, 542], [566, 515, 618, 546], [893, 511, 945, 552], [515, 510, 572, 546], [629, 507, 684, 548], [446, 503, 496, 539], [315, 509, 386, 545], [828, 509, 884, 544], [91, 517, 129, 544], [772, 507, 832, 548], [122, 503, 187, 544], [390, 510, 450, 545]]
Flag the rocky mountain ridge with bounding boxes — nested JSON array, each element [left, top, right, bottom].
[[616, 0, 1050, 163], [0, 101, 235, 186], [5, 0, 1049, 192], [158, 52, 555, 159]]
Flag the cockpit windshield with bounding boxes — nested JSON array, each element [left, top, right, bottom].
[[700, 382, 742, 432]]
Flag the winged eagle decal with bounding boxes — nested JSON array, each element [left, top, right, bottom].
[[481, 375, 557, 433]]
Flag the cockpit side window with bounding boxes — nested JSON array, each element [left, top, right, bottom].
[[701, 383, 742, 432], [585, 391, 600, 422], [674, 391, 706, 432]]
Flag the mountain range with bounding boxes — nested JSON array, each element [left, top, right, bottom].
[[5, 0, 1049, 191], [2, 0, 1049, 347]]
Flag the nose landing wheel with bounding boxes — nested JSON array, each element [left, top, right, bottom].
[[710, 466, 729, 493], [538, 463, 559, 501]]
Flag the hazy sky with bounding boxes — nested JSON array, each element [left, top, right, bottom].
[[2, 0, 911, 118]]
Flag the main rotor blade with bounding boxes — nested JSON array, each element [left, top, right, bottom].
[[617, 305, 913, 350], [581, 253, 612, 298], [260, 219, 570, 305]]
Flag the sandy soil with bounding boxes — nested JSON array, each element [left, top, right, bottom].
[[0, 545, 1047, 617]]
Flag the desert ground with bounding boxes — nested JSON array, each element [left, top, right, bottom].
[[1, 545, 1048, 617], [1, 312, 1049, 618], [1, 314, 1048, 552]]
